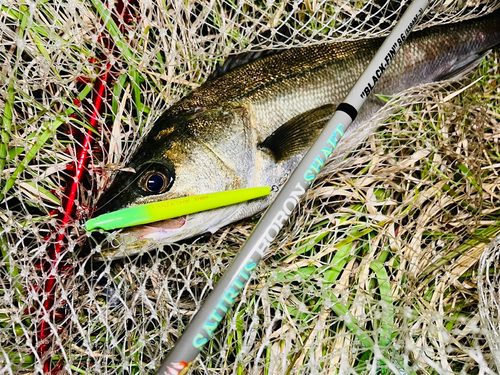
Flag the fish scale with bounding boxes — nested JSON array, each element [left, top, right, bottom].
[[94, 11, 500, 259]]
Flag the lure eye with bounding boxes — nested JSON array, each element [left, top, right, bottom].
[[141, 170, 172, 194]]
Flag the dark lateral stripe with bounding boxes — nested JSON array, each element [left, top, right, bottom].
[[337, 102, 358, 122]]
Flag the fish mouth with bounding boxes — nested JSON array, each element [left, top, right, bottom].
[[89, 216, 186, 260], [123, 216, 187, 240], [94, 216, 188, 260]]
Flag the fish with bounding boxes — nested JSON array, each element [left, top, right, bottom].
[[94, 11, 500, 259]]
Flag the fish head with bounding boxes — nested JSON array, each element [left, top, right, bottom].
[[93, 105, 256, 258]]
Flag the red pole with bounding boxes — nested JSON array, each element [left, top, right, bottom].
[[36, 0, 138, 370], [38, 66, 111, 372]]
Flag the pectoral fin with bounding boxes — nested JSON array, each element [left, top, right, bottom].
[[259, 104, 335, 161]]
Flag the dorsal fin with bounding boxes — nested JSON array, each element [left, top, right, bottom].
[[207, 50, 285, 82], [435, 51, 491, 81], [207, 24, 302, 81]]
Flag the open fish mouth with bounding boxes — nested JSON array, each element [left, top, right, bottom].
[[123, 216, 187, 240], [94, 216, 187, 260]]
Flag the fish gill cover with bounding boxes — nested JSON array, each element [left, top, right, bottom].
[[1, 0, 500, 374]]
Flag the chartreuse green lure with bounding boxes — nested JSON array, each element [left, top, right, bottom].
[[85, 186, 271, 231]]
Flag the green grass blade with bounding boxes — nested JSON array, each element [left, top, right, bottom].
[[89, 0, 135, 62], [369, 260, 394, 348], [0, 78, 15, 174]]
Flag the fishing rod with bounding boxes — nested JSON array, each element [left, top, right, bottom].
[[156, 0, 430, 373]]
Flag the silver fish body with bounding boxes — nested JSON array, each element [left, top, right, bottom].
[[95, 12, 500, 258]]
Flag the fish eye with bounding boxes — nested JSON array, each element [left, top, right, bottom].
[[140, 167, 173, 194], [145, 172, 167, 193]]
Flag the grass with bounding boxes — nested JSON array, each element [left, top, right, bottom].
[[1, 1, 500, 374]]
